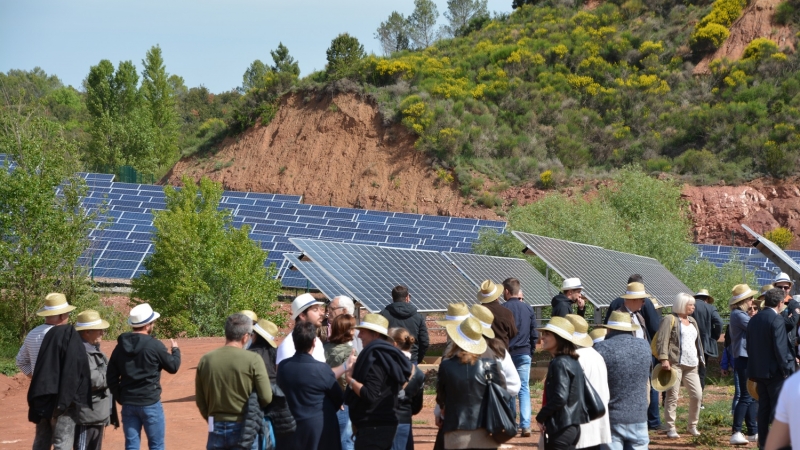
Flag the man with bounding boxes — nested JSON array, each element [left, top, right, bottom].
[[345, 314, 412, 450], [747, 287, 795, 449], [27, 295, 91, 450], [276, 293, 327, 364], [477, 279, 517, 349], [604, 275, 661, 339], [774, 272, 800, 367], [501, 277, 537, 437], [195, 313, 272, 450], [16, 293, 76, 377], [328, 295, 362, 353], [691, 289, 723, 392], [74, 310, 118, 450], [108, 303, 181, 450], [594, 311, 651, 450], [379, 285, 429, 364], [551, 277, 587, 318]]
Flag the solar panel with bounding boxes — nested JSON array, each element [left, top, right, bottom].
[[606, 250, 690, 307], [281, 253, 349, 300], [742, 224, 800, 286], [442, 252, 555, 306], [290, 238, 477, 313]]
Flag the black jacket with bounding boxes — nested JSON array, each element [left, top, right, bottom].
[[781, 297, 800, 358], [691, 300, 723, 358], [396, 365, 425, 424], [107, 332, 181, 406], [27, 325, 91, 423], [551, 293, 585, 319], [249, 340, 295, 436], [747, 308, 794, 380], [379, 302, 429, 364], [436, 357, 504, 433], [604, 296, 662, 339], [535, 355, 588, 436]]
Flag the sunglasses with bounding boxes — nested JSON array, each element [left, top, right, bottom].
[[780, 286, 792, 290], [748, 306, 759, 311]]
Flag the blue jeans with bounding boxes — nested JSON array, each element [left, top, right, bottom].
[[647, 358, 661, 428], [510, 354, 532, 429], [606, 422, 649, 450], [732, 357, 757, 435], [731, 366, 740, 414], [338, 405, 354, 450], [121, 402, 166, 450], [392, 423, 411, 450], [206, 420, 243, 450]]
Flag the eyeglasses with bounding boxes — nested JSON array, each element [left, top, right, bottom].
[[747, 306, 759, 311], [780, 286, 792, 290]]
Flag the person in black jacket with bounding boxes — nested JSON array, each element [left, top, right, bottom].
[[691, 289, 723, 392], [107, 304, 180, 450], [551, 278, 586, 318], [774, 272, 800, 367], [535, 317, 588, 450], [747, 287, 795, 449], [379, 286, 429, 364], [388, 328, 425, 450]]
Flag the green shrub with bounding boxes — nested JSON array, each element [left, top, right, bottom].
[[691, 23, 730, 51], [765, 227, 794, 249]]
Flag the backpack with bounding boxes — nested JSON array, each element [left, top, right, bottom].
[[651, 314, 675, 359]]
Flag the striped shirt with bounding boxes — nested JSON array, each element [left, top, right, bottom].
[[16, 324, 54, 376]]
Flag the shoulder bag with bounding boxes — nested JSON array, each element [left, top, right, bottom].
[[479, 361, 518, 443], [583, 378, 606, 421]]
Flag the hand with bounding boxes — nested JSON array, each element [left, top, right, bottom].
[[577, 297, 586, 309], [169, 339, 178, 348], [435, 414, 443, 428], [720, 369, 728, 377], [345, 350, 356, 376], [661, 360, 670, 371]]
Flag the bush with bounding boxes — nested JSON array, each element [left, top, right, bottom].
[[765, 227, 794, 249], [690, 23, 730, 52]]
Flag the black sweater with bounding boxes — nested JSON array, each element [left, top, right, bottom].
[[107, 332, 181, 406], [345, 340, 412, 428]]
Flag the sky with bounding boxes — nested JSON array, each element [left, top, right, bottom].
[[1, 0, 512, 94]]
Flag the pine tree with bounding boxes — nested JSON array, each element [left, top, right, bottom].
[[408, 0, 441, 49]]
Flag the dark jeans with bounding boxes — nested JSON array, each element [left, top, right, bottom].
[[545, 424, 580, 450], [206, 420, 243, 450], [647, 357, 661, 428], [756, 377, 785, 449], [32, 407, 77, 450], [355, 425, 397, 450], [732, 357, 757, 435]]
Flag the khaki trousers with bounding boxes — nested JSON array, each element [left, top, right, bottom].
[[664, 364, 702, 430]]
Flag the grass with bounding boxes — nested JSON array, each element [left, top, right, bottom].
[[0, 340, 20, 376]]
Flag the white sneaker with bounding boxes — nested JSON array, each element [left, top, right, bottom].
[[747, 434, 758, 442], [730, 432, 748, 445], [667, 429, 680, 439], [689, 427, 700, 436]]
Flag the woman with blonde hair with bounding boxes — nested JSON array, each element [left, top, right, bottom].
[[728, 284, 760, 445], [388, 327, 425, 450], [655, 293, 705, 439]]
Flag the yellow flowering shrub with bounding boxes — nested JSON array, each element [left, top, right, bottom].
[[639, 40, 664, 55], [742, 38, 779, 60]]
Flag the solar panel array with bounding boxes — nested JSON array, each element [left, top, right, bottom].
[[290, 239, 479, 312], [512, 231, 690, 307], [692, 243, 800, 286], [280, 253, 348, 301]]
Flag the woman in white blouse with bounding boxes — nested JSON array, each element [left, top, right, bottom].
[[655, 293, 705, 439]]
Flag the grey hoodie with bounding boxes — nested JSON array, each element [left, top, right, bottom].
[[76, 341, 114, 425]]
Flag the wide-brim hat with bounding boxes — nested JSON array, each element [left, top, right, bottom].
[[477, 280, 502, 304], [693, 289, 715, 302], [470, 304, 495, 339], [650, 296, 663, 309], [774, 272, 793, 288], [536, 316, 576, 344], [74, 310, 110, 331], [355, 313, 390, 337], [445, 317, 487, 354], [620, 282, 648, 299], [603, 311, 641, 332], [747, 379, 759, 401], [758, 284, 774, 300], [436, 302, 470, 326], [729, 284, 758, 306], [561, 278, 583, 292], [651, 365, 678, 392], [564, 314, 593, 347], [589, 328, 607, 343], [240, 310, 258, 322], [128, 303, 160, 327], [291, 293, 324, 320], [253, 319, 278, 348], [36, 293, 76, 317]]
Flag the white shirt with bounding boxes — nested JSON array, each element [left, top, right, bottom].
[[15, 324, 54, 376], [624, 307, 645, 340], [275, 334, 325, 365], [679, 322, 699, 367], [576, 347, 612, 447], [775, 370, 800, 445]]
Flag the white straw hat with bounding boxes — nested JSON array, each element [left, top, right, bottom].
[[128, 303, 160, 327], [774, 272, 793, 287], [564, 314, 593, 348], [355, 314, 390, 337], [470, 304, 495, 339], [602, 311, 641, 332], [561, 278, 583, 292], [445, 317, 487, 354], [436, 302, 470, 326], [74, 310, 110, 331], [253, 319, 278, 348], [36, 293, 76, 317], [477, 280, 502, 304], [536, 316, 577, 344], [620, 282, 648, 299], [291, 293, 324, 320]]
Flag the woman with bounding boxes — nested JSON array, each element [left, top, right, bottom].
[[388, 328, 425, 450], [323, 314, 357, 450], [535, 316, 588, 450], [436, 317, 504, 450], [655, 293, 705, 439], [728, 284, 759, 445], [471, 304, 521, 399], [565, 314, 611, 450], [250, 318, 295, 449]]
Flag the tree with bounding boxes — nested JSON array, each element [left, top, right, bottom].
[[141, 45, 180, 167], [375, 12, 411, 56], [270, 43, 300, 76], [512, 0, 536, 7], [408, 0, 441, 49], [242, 60, 269, 92], [444, 0, 488, 37], [326, 33, 366, 80], [130, 176, 283, 337]]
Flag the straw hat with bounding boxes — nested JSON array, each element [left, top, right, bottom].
[[436, 302, 470, 326], [758, 284, 774, 300], [445, 317, 487, 355], [253, 319, 278, 348], [36, 293, 76, 317], [74, 310, 110, 331], [651, 365, 678, 392], [470, 304, 495, 339], [561, 278, 583, 292], [774, 272, 793, 288], [729, 284, 758, 307], [693, 289, 714, 303], [128, 303, 160, 327], [536, 316, 576, 344], [747, 379, 759, 401], [477, 280, 502, 304], [291, 293, 324, 320], [589, 328, 607, 343], [649, 296, 663, 310], [603, 311, 641, 332], [239, 310, 258, 322], [564, 314, 593, 347], [355, 314, 390, 337], [620, 282, 648, 299]]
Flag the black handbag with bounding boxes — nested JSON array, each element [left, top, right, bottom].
[[583, 378, 606, 421], [479, 361, 518, 443]]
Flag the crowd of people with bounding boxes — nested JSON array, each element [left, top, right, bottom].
[[15, 271, 800, 450]]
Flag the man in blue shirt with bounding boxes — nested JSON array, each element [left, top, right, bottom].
[[502, 277, 538, 437]]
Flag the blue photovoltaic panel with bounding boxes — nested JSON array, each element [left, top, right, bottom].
[[281, 253, 349, 300]]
